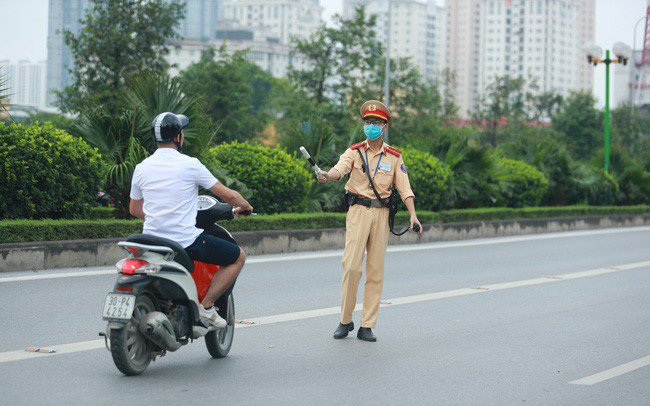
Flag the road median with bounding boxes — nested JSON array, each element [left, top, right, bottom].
[[1, 214, 648, 272]]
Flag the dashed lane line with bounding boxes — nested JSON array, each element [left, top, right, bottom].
[[569, 355, 650, 385], [1, 259, 648, 364]]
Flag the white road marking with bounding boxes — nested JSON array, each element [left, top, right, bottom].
[[2, 259, 648, 364], [0, 340, 106, 364], [0, 270, 115, 283], [569, 355, 650, 385], [2, 226, 649, 283]]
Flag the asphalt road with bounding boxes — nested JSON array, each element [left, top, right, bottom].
[[1, 227, 649, 405]]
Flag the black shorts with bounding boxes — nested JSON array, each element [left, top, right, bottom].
[[185, 232, 241, 266]]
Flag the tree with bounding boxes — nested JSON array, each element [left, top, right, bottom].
[[552, 91, 602, 160], [527, 90, 563, 123], [611, 103, 649, 157], [440, 68, 460, 122], [355, 56, 444, 146], [74, 74, 221, 217], [288, 7, 382, 107], [472, 76, 526, 147], [179, 47, 277, 142], [0, 71, 9, 121], [58, 0, 185, 114]]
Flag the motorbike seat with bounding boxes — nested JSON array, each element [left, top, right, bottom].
[[126, 234, 194, 273]]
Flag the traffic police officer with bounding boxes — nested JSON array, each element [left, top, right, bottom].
[[317, 100, 422, 342]]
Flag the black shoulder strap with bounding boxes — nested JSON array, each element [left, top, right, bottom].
[[356, 148, 386, 206], [356, 149, 410, 236]]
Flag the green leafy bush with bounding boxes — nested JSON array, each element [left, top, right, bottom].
[[0, 122, 103, 219], [204, 142, 314, 214], [89, 207, 118, 219], [399, 146, 450, 210], [495, 157, 549, 207]]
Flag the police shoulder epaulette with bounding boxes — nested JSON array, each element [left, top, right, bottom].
[[350, 141, 366, 150], [385, 146, 401, 157]]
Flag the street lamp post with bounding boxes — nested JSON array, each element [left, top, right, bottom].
[[583, 42, 633, 173], [383, 0, 391, 142]]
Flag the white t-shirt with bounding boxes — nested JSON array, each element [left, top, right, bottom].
[[130, 148, 219, 248]]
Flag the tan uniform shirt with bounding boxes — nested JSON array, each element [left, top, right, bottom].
[[332, 141, 415, 202]]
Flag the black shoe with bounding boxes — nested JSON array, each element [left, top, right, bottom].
[[357, 327, 377, 342], [333, 322, 354, 339]]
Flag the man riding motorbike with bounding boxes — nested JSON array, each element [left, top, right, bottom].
[[129, 112, 253, 328]]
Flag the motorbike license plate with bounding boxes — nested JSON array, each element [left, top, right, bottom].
[[102, 294, 135, 320]]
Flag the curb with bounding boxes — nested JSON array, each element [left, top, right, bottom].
[[1, 215, 649, 272]]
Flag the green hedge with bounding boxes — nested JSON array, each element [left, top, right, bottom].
[[398, 146, 450, 211], [2, 206, 649, 244], [437, 205, 650, 223], [0, 122, 104, 219], [89, 207, 117, 219], [0, 219, 144, 243], [496, 157, 549, 208], [204, 142, 314, 214]]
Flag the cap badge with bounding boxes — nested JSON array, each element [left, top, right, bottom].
[[369, 104, 377, 111]]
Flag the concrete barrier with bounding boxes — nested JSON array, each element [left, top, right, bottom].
[[1, 215, 649, 272]]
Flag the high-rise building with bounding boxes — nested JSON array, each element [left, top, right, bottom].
[[46, 0, 91, 107], [46, 0, 223, 107], [447, 0, 596, 118], [1, 60, 48, 108], [446, 0, 480, 118], [343, 0, 446, 83], [221, 0, 322, 45], [175, 0, 223, 40], [167, 26, 294, 78]]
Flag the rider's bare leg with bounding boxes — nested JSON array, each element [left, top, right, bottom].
[[201, 248, 246, 308]]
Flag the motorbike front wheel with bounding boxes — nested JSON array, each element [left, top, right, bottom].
[[205, 293, 234, 358], [109, 294, 155, 376]]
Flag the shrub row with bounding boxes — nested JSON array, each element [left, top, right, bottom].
[[437, 205, 650, 223], [0, 122, 104, 219], [89, 207, 117, 219], [2, 206, 649, 244]]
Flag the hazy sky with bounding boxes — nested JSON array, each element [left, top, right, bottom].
[[0, 0, 646, 107]]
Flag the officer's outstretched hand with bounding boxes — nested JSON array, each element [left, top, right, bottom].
[[410, 215, 422, 234], [316, 171, 329, 183]]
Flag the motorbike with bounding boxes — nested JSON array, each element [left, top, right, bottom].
[[100, 195, 243, 376]]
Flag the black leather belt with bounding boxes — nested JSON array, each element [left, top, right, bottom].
[[346, 192, 386, 208]]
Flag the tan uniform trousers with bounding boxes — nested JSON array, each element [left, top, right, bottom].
[[340, 204, 390, 328]]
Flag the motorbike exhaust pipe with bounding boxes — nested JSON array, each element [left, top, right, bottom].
[[139, 312, 182, 352]]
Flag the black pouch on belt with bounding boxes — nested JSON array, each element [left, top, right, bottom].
[[344, 192, 358, 210]]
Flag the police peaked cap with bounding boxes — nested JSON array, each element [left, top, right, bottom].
[[151, 112, 189, 142], [360, 100, 392, 123]]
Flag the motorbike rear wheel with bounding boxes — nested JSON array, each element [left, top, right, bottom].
[[110, 295, 155, 376], [205, 293, 234, 358]]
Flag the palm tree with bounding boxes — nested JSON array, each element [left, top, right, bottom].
[[75, 73, 226, 216], [280, 114, 343, 211]]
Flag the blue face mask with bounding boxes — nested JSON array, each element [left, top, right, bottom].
[[364, 124, 383, 140]]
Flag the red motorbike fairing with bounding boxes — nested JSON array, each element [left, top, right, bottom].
[[191, 261, 220, 302]]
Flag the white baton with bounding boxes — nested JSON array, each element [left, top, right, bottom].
[[299, 146, 323, 175]]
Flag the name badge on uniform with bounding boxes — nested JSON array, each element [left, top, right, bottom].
[[378, 162, 392, 172]]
